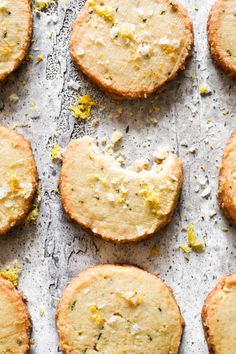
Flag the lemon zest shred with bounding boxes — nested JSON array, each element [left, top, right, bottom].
[[187, 222, 205, 253], [51, 143, 62, 161], [139, 183, 160, 215], [119, 29, 136, 43], [9, 172, 20, 193], [25, 186, 42, 223], [35, 1, 51, 11], [0, 261, 21, 287], [199, 84, 209, 95], [89, 0, 114, 22], [31, 102, 38, 110], [36, 54, 44, 64], [90, 304, 105, 325], [180, 222, 205, 254], [69, 95, 96, 120], [179, 244, 191, 253]]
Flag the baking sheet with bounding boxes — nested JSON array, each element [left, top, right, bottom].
[[0, 0, 236, 352]]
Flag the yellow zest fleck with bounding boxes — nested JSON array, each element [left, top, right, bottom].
[[139, 183, 160, 215], [31, 102, 38, 110], [51, 143, 62, 161], [25, 186, 42, 223], [39, 309, 45, 317], [179, 244, 191, 253], [36, 54, 44, 64], [0, 261, 21, 287], [70, 95, 96, 120], [159, 44, 177, 54], [10, 173, 20, 193], [199, 84, 210, 95], [117, 197, 125, 204], [119, 29, 136, 43], [180, 222, 205, 254], [90, 304, 105, 326], [221, 226, 228, 232], [89, 1, 114, 22], [187, 222, 205, 252], [35, 1, 51, 11]]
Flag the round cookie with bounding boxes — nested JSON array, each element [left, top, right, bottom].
[[70, 0, 193, 99], [202, 274, 236, 354], [60, 136, 183, 243], [0, 0, 32, 81], [208, 0, 236, 78], [0, 275, 32, 353], [56, 264, 185, 354], [0, 126, 38, 235], [218, 130, 236, 226]]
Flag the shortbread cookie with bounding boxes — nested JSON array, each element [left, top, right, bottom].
[[0, 275, 32, 353], [208, 0, 236, 78], [0, 127, 38, 235], [60, 136, 183, 243], [70, 0, 193, 99], [202, 274, 236, 354], [218, 130, 236, 226], [56, 264, 185, 354], [0, 0, 32, 81]]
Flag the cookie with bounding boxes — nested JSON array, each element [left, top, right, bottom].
[[0, 127, 38, 235], [208, 0, 236, 78], [0, 0, 32, 81], [218, 130, 236, 226], [0, 275, 32, 353], [202, 274, 236, 354], [70, 0, 193, 99], [60, 136, 183, 243], [56, 264, 184, 354]]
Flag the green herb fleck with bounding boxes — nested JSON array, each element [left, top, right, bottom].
[[69, 300, 77, 311]]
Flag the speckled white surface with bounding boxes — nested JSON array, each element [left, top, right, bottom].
[[0, 0, 235, 353]]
